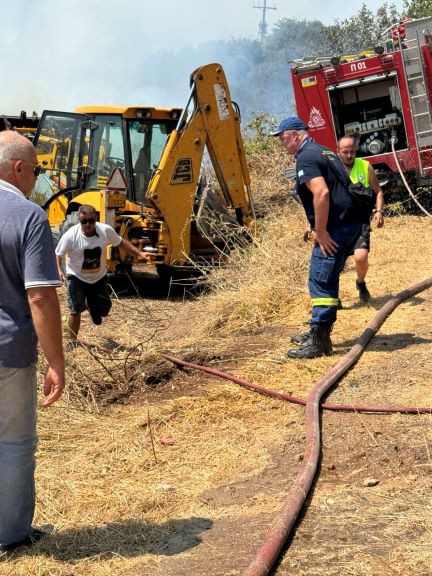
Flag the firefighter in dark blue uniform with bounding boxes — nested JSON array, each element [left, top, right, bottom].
[[273, 117, 363, 359]]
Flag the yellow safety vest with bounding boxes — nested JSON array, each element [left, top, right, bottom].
[[349, 158, 369, 186]]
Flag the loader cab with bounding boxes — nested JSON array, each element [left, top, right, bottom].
[[33, 106, 181, 208]]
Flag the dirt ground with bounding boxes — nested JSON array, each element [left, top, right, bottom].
[[1, 216, 431, 576], [134, 287, 432, 576]]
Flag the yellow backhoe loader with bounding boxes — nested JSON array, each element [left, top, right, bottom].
[[0, 111, 39, 139], [33, 63, 255, 281]]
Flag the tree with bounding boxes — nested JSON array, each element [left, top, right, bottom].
[[376, 2, 401, 35], [403, 0, 432, 17], [326, 2, 400, 54], [247, 19, 333, 117]]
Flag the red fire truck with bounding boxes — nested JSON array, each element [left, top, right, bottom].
[[291, 16, 432, 195]]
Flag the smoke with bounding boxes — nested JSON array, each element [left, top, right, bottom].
[[128, 39, 295, 122], [0, 0, 292, 123], [0, 0, 319, 123]]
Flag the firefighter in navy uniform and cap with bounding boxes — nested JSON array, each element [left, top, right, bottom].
[[273, 116, 363, 359]]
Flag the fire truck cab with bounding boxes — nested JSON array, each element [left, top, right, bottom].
[[291, 16, 432, 188]]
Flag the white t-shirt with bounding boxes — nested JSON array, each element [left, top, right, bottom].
[[55, 222, 122, 283]]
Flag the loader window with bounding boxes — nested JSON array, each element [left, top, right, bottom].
[[87, 115, 125, 189], [33, 113, 82, 202], [128, 121, 174, 203]]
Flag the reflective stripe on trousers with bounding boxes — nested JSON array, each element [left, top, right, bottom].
[[311, 297, 339, 307]]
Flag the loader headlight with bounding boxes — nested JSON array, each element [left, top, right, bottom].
[[137, 109, 152, 119]]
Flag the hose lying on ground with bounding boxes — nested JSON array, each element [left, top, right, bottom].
[[162, 355, 432, 415], [391, 137, 432, 217], [163, 276, 432, 576]]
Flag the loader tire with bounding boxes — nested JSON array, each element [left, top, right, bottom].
[[156, 265, 204, 287]]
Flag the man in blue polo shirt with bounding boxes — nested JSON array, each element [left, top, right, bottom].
[[0, 131, 65, 552], [273, 117, 363, 359]]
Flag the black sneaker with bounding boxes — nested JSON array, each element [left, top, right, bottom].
[[356, 280, 371, 302], [290, 330, 311, 345], [0, 524, 54, 553], [90, 312, 102, 325], [29, 525, 54, 544]]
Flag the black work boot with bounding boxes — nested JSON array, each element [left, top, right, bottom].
[[287, 324, 333, 359], [291, 330, 311, 345], [356, 280, 371, 302]]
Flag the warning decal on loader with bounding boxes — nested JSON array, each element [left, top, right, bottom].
[[214, 84, 230, 121], [107, 167, 128, 190], [171, 158, 193, 184]]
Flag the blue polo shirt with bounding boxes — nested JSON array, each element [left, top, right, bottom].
[[0, 180, 61, 368], [295, 140, 355, 229]]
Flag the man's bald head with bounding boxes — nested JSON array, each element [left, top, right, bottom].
[[337, 135, 356, 150], [0, 131, 36, 166], [0, 131, 39, 197], [337, 135, 357, 168]]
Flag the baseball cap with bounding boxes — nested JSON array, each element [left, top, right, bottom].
[[271, 116, 308, 136]]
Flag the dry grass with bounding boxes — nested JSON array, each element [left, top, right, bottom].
[[176, 141, 305, 338], [191, 204, 309, 337], [1, 369, 295, 575], [2, 141, 432, 575], [246, 136, 293, 216]]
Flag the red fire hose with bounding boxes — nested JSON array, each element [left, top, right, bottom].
[[161, 355, 432, 415], [163, 276, 432, 576]]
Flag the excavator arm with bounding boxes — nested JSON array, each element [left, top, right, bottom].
[[146, 63, 255, 265]]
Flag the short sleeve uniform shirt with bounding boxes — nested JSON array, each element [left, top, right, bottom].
[[296, 140, 356, 229]]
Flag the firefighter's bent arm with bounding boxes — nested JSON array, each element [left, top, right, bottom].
[[306, 176, 339, 257]]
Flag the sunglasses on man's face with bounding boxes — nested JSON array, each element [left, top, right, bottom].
[[14, 159, 42, 176], [80, 218, 96, 225]]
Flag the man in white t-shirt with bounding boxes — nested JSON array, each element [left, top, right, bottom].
[[55, 204, 150, 346]]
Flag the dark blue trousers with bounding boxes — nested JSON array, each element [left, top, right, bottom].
[[309, 221, 362, 327]]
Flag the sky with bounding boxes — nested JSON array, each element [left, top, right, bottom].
[[0, 0, 406, 114]]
